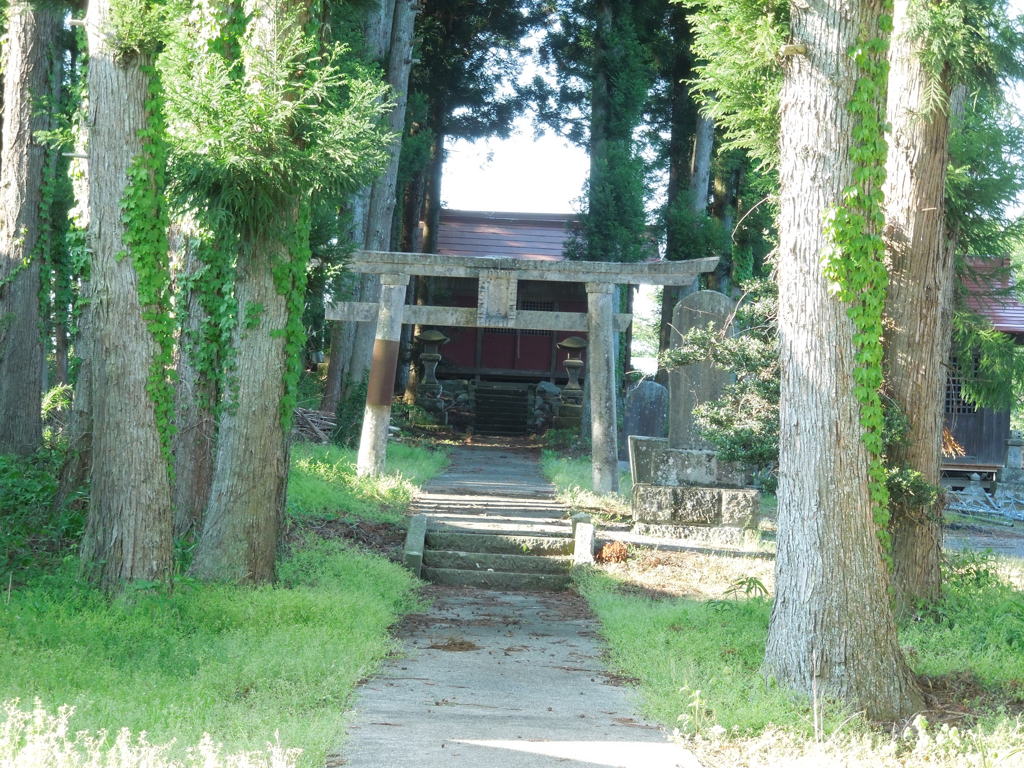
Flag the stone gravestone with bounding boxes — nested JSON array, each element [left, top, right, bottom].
[[668, 290, 736, 450], [628, 289, 760, 547], [625, 380, 668, 440], [620, 380, 668, 459]]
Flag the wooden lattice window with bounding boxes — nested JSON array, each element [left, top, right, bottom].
[[945, 373, 976, 415]]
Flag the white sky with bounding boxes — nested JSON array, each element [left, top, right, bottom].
[[440, 118, 589, 214]]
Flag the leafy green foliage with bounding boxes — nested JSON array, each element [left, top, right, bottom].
[[108, 0, 168, 61], [161, 10, 392, 233], [0, 539, 419, 767], [908, 0, 1024, 114], [660, 279, 779, 485], [687, 0, 788, 171], [0, 451, 83, 582]]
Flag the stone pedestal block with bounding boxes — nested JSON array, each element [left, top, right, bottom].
[[632, 483, 759, 528]]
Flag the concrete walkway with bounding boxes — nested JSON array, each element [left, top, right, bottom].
[[337, 443, 700, 767]]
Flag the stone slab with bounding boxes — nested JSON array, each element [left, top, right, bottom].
[[403, 514, 427, 578], [624, 380, 668, 440], [668, 290, 735, 451], [422, 549, 572, 575], [419, 566, 572, 591], [628, 435, 749, 488], [632, 483, 759, 528], [573, 522, 596, 565], [631, 523, 757, 548]]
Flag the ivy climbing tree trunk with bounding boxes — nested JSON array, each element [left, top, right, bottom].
[[881, 0, 955, 613], [78, 0, 173, 590], [190, 0, 311, 584], [191, 221, 299, 583], [763, 0, 922, 719], [0, 1, 62, 455]]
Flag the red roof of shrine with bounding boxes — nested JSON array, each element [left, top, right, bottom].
[[963, 259, 1024, 335], [433, 209, 577, 262]]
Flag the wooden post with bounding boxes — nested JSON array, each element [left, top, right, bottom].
[[356, 273, 409, 476], [586, 282, 618, 493]]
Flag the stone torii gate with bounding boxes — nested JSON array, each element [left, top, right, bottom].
[[326, 250, 718, 493]]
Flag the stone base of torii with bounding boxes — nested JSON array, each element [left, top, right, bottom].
[[325, 250, 718, 493]]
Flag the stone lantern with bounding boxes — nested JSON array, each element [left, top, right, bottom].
[[416, 329, 449, 388], [557, 336, 587, 397]]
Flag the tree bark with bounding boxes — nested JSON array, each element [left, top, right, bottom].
[[320, 314, 351, 414], [79, 0, 173, 590], [421, 128, 445, 254], [657, 21, 700, 384], [882, 0, 955, 613], [190, 225, 294, 583], [763, 0, 922, 719], [345, 0, 418, 396], [170, 226, 218, 539], [0, 2, 61, 455]]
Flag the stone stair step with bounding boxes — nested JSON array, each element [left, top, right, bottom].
[[422, 549, 573, 574], [420, 566, 572, 591], [425, 531, 573, 555]]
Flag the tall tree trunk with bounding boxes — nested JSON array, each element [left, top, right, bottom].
[[79, 0, 173, 589], [689, 115, 714, 213], [763, 0, 922, 719], [657, 16, 699, 384], [345, 0, 418, 397], [421, 126, 445, 254], [191, 224, 295, 583], [882, 0, 955, 612], [170, 226, 218, 539], [320, 315, 352, 414], [0, 2, 61, 455]]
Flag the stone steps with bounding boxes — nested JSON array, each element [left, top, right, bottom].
[[474, 385, 531, 436], [407, 516, 577, 591], [426, 531, 574, 556], [423, 548, 573, 574], [420, 566, 573, 591]]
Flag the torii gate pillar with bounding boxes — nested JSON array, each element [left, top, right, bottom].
[[356, 273, 409, 477], [586, 283, 619, 493]]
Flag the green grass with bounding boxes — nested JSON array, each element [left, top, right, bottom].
[[287, 442, 447, 525], [576, 551, 1024, 763], [0, 439, 448, 767], [539, 450, 632, 517], [0, 538, 420, 767], [575, 568, 826, 735]]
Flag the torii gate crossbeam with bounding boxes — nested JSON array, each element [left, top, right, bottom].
[[325, 250, 718, 493]]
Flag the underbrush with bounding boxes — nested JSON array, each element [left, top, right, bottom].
[[0, 538, 421, 768], [1, 450, 83, 582], [576, 551, 1024, 766], [287, 442, 447, 525]]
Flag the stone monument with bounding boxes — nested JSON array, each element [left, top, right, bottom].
[[628, 290, 760, 546], [995, 431, 1024, 519]]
